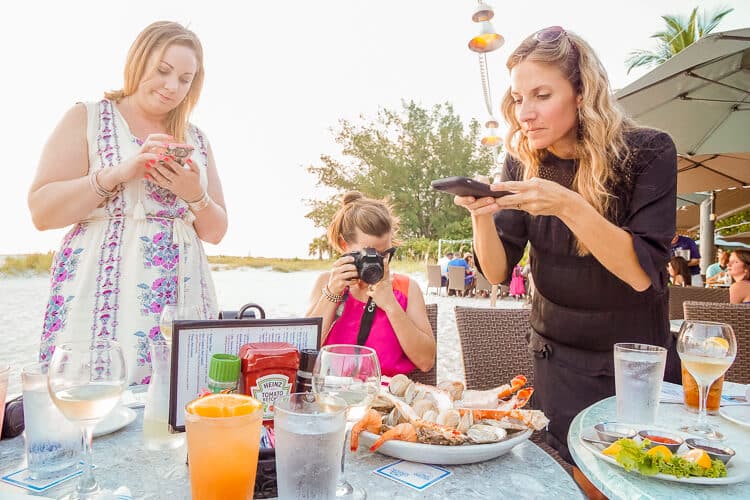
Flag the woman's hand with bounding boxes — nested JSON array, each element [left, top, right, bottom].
[[146, 156, 204, 202], [453, 194, 502, 216], [111, 133, 173, 185], [492, 177, 579, 217], [327, 255, 358, 295], [367, 261, 398, 311]]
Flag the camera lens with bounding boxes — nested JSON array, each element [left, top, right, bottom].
[[360, 264, 384, 284]]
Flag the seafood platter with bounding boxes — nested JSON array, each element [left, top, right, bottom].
[[351, 374, 549, 465]]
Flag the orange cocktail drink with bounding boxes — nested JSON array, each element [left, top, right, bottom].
[[185, 394, 263, 500]]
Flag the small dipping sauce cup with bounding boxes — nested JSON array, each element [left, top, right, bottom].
[[637, 429, 684, 453], [594, 422, 637, 443], [685, 438, 735, 464]]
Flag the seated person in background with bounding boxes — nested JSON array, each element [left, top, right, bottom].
[[667, 256, 691, 287], [705, 247, 730, 285], [306, 191, 436, 376], [670, 233, 702, 286], [464, 252, 477, 296], [438, 251, 454, 286], [447, 253, 474, 293], [727, 249, 750, 304]]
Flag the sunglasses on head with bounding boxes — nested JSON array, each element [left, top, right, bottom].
[[533, 26, 567, 44]]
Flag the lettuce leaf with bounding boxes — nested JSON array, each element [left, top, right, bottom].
[[609, 439, 728, 479]]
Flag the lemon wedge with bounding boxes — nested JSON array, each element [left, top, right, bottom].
[[602, 442, 621, 456], [682, 448, 712, 469], [646, 445, 673, 460], [705, 336, 729, 353], [186, 393, 262, 418]]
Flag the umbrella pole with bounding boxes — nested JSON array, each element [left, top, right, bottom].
[[699, 192, 716, 278]]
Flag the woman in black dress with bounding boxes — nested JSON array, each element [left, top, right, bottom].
[[455, 27, 679, 462]]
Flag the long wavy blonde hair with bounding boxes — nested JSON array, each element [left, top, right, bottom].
[[500, 29, 635, 252], [104, 21, 204, 142]]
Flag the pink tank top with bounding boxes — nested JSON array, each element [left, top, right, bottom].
[[324, 274, 416, 376]]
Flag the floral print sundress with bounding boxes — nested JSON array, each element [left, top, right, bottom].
[[38, 99, 218, 385]]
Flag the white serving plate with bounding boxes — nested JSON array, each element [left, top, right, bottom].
[[579, 427, 750, 485], [357, 428, 532, 465], [93, 406, 137, 438], [719, 406, 750, 428]]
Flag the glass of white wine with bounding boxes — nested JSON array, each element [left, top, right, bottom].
[[312, 345, 381, 500], [159, 304, 203, 343], [676, 320, 736, 440], [47, 339, 127, 499]]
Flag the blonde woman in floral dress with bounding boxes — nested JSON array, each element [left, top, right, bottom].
[[28, 21, 226, 385]]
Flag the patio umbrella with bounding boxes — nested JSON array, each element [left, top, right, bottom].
[[676, 186, 750, 232], [616, 27, 750, 193]]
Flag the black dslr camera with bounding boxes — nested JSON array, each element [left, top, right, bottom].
[[345, 247, 385, 285]]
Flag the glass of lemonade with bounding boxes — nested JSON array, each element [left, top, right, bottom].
[[677, 320, 736, 440], [274, 393, 347, 500], [48, 340, 127, 499], [312, 345, 381, 500], [614, 343, 667, 425], [184, 393, 263, 500]]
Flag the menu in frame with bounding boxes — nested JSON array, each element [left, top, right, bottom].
[[168, 317, 322, 431]]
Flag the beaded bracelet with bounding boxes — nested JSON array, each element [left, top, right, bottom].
[[187, 191, 211, 212], [321, 285, 344, 303], [88, 169, 118, 198]]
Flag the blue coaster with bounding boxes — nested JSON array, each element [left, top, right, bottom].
[[374, 459, 452, 491], [1, 462, 92, 493]]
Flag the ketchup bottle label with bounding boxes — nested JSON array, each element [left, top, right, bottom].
[[250, 374, 293, 419]]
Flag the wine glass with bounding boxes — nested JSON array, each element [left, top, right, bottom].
[[47, 339, 127, 499], [159, 304, 203, 343], [676, 320, 736, 440], [312, 345, 381, 500]]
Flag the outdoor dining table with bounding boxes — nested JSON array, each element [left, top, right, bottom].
[[0, 407, 584, 499], [568, 381, 750, 499]]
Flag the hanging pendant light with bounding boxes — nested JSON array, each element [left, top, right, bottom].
[[472, 2, 494, 22], [468, 21, 504, 53], [481, 128, 502, 147], [485, 117, 499, 129]]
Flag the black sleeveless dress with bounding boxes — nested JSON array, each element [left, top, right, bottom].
[[488, 128, 680, 462]]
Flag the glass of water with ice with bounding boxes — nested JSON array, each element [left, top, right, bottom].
[[614, 343, 667, 425], [274, 393, 348, 500], [22, 362, 81, 480]]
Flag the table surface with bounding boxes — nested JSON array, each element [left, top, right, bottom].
[[0, 408, 583, 499], [568, 382, 750, 500]]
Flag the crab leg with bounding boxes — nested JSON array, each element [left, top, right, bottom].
[[497, 387, 534, 411], [497, 375, 527, 399]]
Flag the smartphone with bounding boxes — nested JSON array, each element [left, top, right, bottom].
[[431, 176, 511, 198], [162, 143, 195, 166]]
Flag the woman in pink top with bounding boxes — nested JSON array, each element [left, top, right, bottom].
[[306, 192, 436, 376]]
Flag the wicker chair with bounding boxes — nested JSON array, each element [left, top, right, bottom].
[[668, 286, 729, 320], [408, 303, 438, 385], [426, 264, 446, 296], [474, 272, 493, 297], [447, 266, 469, 296], [454, 306, 534, 389], [454, 306, 573, 475], [683, 300, 750, 384]]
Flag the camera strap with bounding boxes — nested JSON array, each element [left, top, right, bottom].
[[357, 298, 377, 346]]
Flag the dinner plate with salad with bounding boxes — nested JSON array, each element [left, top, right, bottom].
[[580, 426, 750, 485]]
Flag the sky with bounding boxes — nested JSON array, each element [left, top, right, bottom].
[[2, 1, 749, 258]]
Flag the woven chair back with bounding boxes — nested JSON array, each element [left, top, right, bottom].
[[683, 300, 750, 384], [668, 286, 729, 320], [409, 303, 438, 386], [454, 306, 533, 390]]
